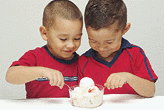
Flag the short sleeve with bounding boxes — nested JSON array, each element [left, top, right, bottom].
[[132, 47, 158, 82], [10, 50, 37, 67]]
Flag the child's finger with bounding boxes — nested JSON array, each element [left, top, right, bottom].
[[54, 71, 64, 89], [49, 76, 55, 86], [55, 73, 60, 86], [118, 80, 127, 88], [106, 75, 113, 89], [110, 78, 116, 89], [104, 83, 107, 87], [104, 83, 111, 90], [114, 79, 120, 89], [53, 73, 58, 86], [56, 72, 63, 89], [106, 80, 111, 90], [60, 74, 64, 89]]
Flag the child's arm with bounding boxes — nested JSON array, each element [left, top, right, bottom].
[[127, 73, 155, 97], [104, 72, 155, 98], [6, 66, 64, 89]]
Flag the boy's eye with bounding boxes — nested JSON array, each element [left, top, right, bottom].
[[89, 38, 97, 43], [107, 42, 112, 44], [90, 40, 97, 43], [60, 38, 67, 41], [74, 38, 81, 40]]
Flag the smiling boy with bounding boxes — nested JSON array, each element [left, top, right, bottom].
[[78, 0, 158, 97], [6, 0, 83, 98]]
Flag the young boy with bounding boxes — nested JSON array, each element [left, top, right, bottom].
[[78, 0, 158, 97], [6, 0, 83, 98]]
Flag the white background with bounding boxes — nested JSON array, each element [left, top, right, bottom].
[[0, 0, 163, 99]]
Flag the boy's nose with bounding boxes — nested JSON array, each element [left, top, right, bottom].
[[98, 47, 106, 53], [66, 41, 75, 49], [97, 44, 106, 52]]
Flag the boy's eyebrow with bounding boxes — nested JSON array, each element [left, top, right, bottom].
[[106, 39, 114, 41], [89, 38, 94, 40], [58, 33, 83, 37], [58, 34, 69, 36]]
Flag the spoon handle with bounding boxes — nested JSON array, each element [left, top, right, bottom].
[[36, 76, 78, 82], [36, 77, 71, 89], [64, 83, 71, 89]]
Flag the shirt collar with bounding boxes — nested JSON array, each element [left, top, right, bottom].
[[43, 45, 79, 64], [84, 38, 132, 57]]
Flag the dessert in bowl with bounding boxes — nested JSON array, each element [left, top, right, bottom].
[[69, 77, 104, 108]]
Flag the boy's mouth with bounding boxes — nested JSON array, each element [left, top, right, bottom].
[[99, 51, 107, 55], [65, 50, 73, 53]]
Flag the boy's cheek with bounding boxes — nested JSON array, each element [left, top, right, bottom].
[[89, 43, 96, 49], [75, 42, 81, 49], [111, 44, 120, 51]]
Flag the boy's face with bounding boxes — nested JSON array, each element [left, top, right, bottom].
[[41, 17, 83, 60], [86, 22, 130, 61]]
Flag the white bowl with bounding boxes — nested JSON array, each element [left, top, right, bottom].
[[69, 84, 104, 108]]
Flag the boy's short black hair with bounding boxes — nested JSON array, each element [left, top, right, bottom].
[[85, 0, 127, 30], [43, 0, 82, 30]]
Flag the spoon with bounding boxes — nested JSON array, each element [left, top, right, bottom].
[[37, 77, 71, 89], [64, 83, 71, 90]]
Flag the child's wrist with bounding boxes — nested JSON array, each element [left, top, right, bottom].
[[38, 67, 46, 78], [126, 72, 135, 84], [123, 72, 132, 83]]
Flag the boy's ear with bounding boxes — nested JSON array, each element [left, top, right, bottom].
[[123, 23, 131, 35], [39, 26, 48, 41]]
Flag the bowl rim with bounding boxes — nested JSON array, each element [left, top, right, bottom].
[[69, 84, 105, 92]]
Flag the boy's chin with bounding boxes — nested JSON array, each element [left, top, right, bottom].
[[98, 53, 110, 58], [62, 54, 74, 60]]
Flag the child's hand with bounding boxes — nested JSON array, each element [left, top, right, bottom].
[[42, 68, 64, 89], [104, 72, 131, 90]]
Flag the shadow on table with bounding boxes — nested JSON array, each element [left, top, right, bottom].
[[14, 98, 70, 105], [104, 94, 144, 103]]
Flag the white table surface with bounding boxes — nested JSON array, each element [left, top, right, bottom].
[[0, 94, 163, 110]]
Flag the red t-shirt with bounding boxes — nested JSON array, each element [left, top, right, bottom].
[[78, 38, 158, 94], [10, 45, 78, 98]]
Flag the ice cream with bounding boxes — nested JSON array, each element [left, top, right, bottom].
[[79, 77, 94, 88], [69, 77, 104, 108]]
